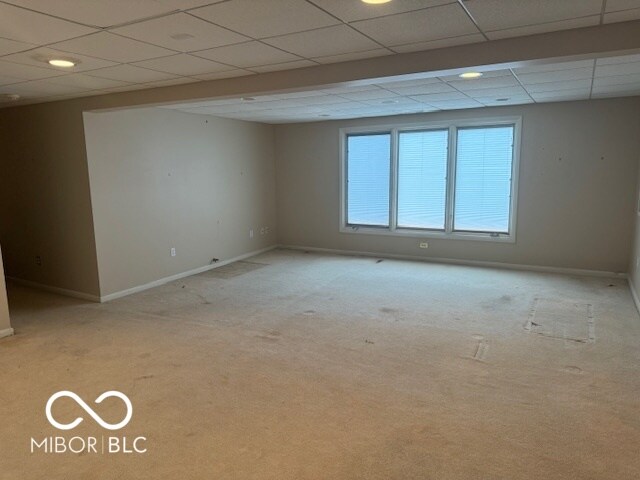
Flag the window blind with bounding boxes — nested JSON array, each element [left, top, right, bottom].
[[397, 129, 448, 230], [453, 126, 514, 233], [346, 133, 391, 227]]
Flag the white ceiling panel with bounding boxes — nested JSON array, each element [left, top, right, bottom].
[[112, 13, 248, 52], [264, 25, 380, 59], [464, 86, 529, 98], [595, 61, 640, 77], [410, 91, 469, 102], [352, 4, 478, 47], [0, 59, 68, 80], [307, 0, 452, 22], [193, 69, 254, 80], [0, 37, 34, 56], [447, 74, 520, 91], [1, 47, 117, 73], [516, 67, 594, 85], [427, 98, 484, 109], [530, 88, 591, 100], [592, 83, 640, 95], [43, 73, 130, 90], [132, 53, 233, 75], [313, 49, 391, 65], [463, 0, 603, 32], [524, 79, 592, 93], [3, 0, 178, 28], [593, 73, 640, 87], [86, 64, 181, 83], [391, 34, 486, 54], [477, 96, 534, 106], [335, 88, 400, 101], [0, 2, 97, 44], [0, 73, 24, 86], [604, 8, 640, 22], [485, 16, 600, 40], [605, 0, 640, 12], [385, 82, 456, 96], [190, 0, 339, 38], [249, 60, 317, 73], [513, 59, 595, 74], [51, 32, 175, 63], [193, 41, 301, 68], [596, 54, 640, 65], [5, 78, 88, 96]]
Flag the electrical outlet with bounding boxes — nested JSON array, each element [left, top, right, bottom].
[[170, 247, 176, 257], [419, 242, 429, 249], [249, 229, 254, 239]]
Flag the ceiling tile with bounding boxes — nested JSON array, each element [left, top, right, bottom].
[[605, 0, 640, 12], [352, 4, 478, 47], [132, 53, 233, 75], [43, 73, 130, 90], [410, 91, 469, 102], [463, 0, 602, 31], [604, 8, 640, 22], [592, 83, 640, 95], [485, 16, 600, 40], [596, 54, 640, 65], [0, 59, 67, 80], [1, 47, 117, 73], [447, 74, 520, 91], [438, 69, 512, 82], [513, 59, 595, 74], [0, 2, 97, 44], [595, 61, 640, 77], [313, 49, 391, 65], [249, 60, 317, 73], [85, 64, 180, 83], [524, 79, 592, 93], [190, 0, 340, 38], [111, 13, 248, 53], [361, 97, 422, 107], [477, 96, 533, 106], [307, 0, 452, 22], [593, 73, 640, 87], [158, 0, 227, 8], [376, 76, 442, 88], [51, 32, 175, 63], [263, 25, 380, 58], [193, 69, 254, 80], [530, 88, 591, 101], [391, 34, 486, 53], [384, 81, 456, 95], [335, 87, 400, 101], [193, 41, 301, 68], [3, 0, 177, 28], [4, 78, 88, 96], [0, 37, 34, 56], [517, 67, 594, 85], [0, 73, 24, 86], [426, 98, 484, 109], [464, 86, 529, 98]]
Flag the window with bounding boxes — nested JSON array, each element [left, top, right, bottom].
[[342, 118, 520, 242]]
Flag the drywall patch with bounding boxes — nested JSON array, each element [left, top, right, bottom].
[[525, 298, 595, 344], [203, 260, 268, 279]]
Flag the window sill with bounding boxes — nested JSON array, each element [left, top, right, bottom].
[[340, 226, 516, 243]]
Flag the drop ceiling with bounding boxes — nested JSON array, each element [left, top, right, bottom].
[[157, 54, 640, 123], [0, 0, 639, 108]]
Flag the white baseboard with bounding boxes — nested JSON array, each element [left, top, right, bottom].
[[7, 277, 101, 302], [629, 278, 640, 316], [281, 245, 627, 279], [100, 245, 278, 302], [0, 327, 14, 339]]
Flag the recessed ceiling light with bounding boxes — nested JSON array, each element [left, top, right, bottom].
[[362, 0, 392, 4], [0, 93, 20, 102], [319, 114, 331, 117], [496, 98, 510, 102], [48, 59, 75, 68], [381, 99, 399, 104], [241, 97, 255, 101], [459, 72, 483, 79]]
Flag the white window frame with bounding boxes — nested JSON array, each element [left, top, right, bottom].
[[339, 116, 522, 243]]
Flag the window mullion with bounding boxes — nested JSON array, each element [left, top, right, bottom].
[[445, 125, 457, 233], [389, 128, 399, 231]]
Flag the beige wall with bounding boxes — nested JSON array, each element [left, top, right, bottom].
[[629, 165, 640, 299], [275, 98, 640, 273], [0, 102, 101, 296], [83, 107, 277, 297], [0, 244, 12, 334]]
